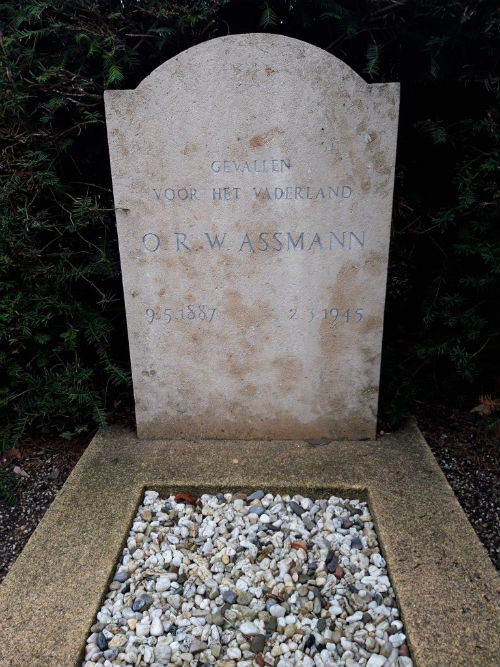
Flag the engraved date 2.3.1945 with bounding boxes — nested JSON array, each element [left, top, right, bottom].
[[289, 307, 363, 323]]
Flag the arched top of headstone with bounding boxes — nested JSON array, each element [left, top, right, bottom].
[[106, 34, 399, 126], [133, 33, 388, 94]]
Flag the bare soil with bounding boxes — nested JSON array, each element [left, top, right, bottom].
[[414, 403, 500, 573]]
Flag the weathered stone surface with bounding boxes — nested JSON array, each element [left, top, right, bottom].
[[104, 34, 399, 439]]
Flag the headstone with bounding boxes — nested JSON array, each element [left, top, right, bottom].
[[104, 33, 399, 440]]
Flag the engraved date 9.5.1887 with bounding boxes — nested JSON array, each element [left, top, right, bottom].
[[145, 305, 217, 324]]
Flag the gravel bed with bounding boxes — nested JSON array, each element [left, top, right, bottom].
[[83, 490, 412, 667]]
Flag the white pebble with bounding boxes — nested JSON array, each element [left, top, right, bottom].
[[155, 576, 171, 592], [367, 655, 387, 667], [135, 622, 150, 637], [150, 617, 163, 636], [389, 632, 406, 647], [398, 658, 413, 667], [239, 621, 261, 635], [227, 647, 242, 659], [270, 604, 286, 618]]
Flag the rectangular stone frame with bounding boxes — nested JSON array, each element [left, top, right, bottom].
[[0, 423, 498, 666]]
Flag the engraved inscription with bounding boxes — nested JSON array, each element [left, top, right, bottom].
[[142, 154, 367, 338], [153, 187, 198, 201], [212, 187, 240, 201], [253, 185, 353, 200], [210, 158, 291, 173], [144, 304, 364, 327], [142, 231, 365, 253], [150, 158, 354, 204], [289, 307, 363, 322], [146, 305, 217, 324]]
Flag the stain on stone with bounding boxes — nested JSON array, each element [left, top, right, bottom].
[[272, 356, 303, 390], [249, 127, 283, 148]]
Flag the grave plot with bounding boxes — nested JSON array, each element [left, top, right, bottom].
[[2, 34, 498, 667], [83, 490, 412, 667]]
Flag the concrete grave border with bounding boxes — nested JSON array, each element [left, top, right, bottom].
[[0, 420, 498, 666]]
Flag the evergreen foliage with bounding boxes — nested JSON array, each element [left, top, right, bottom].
[[0, 0, 498, 448], [0, 0, 228, 444]]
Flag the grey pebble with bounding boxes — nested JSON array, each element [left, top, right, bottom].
[[265, 598, 277, 613], [289, 501, 304, 516], [246, 489, 265, 501], [325, 551, 339, 573], [190, 638, 208, 653], [250, 633, 266, 653], [103, 648, 118, 660], [90, 622, 106, 633], [208, 610, 224, 626], [380, 640, 393, 657], [351, 536, 363, 550], [132, 594, 153, 612], [237, 591, 253, 605], [248, 506, 265, 516], [264, 616, 277, 634], [302, 516, 314, 530], [222, 590, 237, 604]]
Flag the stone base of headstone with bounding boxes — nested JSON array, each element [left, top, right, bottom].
[[0, 421, 498, 666]]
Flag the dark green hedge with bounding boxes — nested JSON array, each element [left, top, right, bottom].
[[1, 0, 499, 446]]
